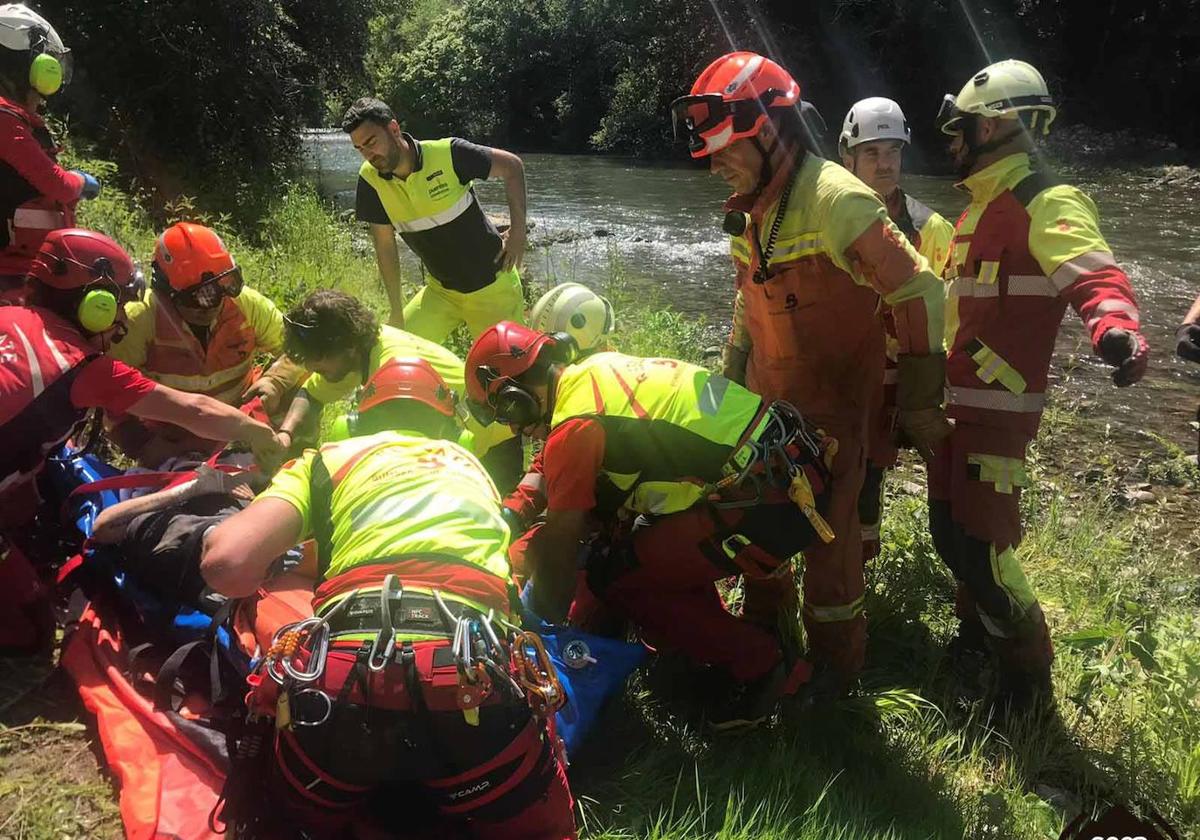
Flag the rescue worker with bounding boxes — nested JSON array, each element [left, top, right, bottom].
[[466, 322, 837, 729], [839, 97, 957, 564], [200, 358, 576, 840], [342, 97, 527, 339], [278, 288, 521, 487], [671, 52, 949, 685], [0, 4, 100, 299], [934, 59, 1149, 705], [503, 283, 616, 558], [1177, 292, 1200, 363], [106, 222, 304, 466], [0, 229, 283, 652], [528, 282, 615, 352]]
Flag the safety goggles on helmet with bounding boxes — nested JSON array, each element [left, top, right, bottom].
[[936, 94, 963, 136], [669, 90, 782, 154], [171, 264, 243, 309]]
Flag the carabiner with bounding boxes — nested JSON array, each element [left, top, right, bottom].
[[290, 688, 333, 727], [366, 628, 395, 672], [367, 574, 401, 672], [277, 617, 332, 684]]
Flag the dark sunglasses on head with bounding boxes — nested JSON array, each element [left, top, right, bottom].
[[172, 265, 243, 309]]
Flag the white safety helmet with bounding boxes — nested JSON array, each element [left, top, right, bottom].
[[839, 97, 910, 153], [530, 282, 615, 353], [0, 3, 71, 95], [938, 59, 1056, 136]]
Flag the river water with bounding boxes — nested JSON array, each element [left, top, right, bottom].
[[304, 131, 1200, 451]]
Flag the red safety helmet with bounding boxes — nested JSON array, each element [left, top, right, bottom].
[[28, 228, 138, 291], [152, 222, 243, 307], [465, 321, 575, 425], [357, 357, 456, 418], [27, 229, 144, 334], [671, 51, 801, 158]]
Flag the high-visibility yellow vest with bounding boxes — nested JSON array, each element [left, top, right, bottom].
[[550, 352, 763, 515], [260, 430, 511, 582]]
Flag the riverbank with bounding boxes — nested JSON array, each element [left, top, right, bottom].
[[1, 164, 1197, 838]]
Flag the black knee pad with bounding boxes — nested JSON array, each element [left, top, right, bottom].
[[858, 464, 885, 528], [928, 499, 957, 570]]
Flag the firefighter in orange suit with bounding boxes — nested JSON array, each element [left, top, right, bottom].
[[671, 52, 949, 688], [933, 59, 1148, 705]]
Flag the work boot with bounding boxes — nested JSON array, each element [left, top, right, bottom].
[[708, 661, 787, 732], [992, 610, 1054, 712], [945, 616, 992, 703]]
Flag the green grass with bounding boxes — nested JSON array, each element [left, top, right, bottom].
[[40, 155, 1200, 839]]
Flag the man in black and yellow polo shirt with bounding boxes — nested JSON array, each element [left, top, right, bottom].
[[342, 98, 527, 341]]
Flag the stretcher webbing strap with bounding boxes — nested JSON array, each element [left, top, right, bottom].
[[803, 595, 865, 623], [153, 597, 237, 711], [310, 452, 335, 579]]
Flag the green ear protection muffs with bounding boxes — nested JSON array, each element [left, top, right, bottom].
[[77, 286, 118, 333], [27, 29, 62, 96]]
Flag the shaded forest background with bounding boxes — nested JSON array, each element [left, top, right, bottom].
[[35, 0, 1200, 219]]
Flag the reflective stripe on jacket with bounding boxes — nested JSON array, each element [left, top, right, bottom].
[[357, 136, 503, 293], [110, 287, 284, 404], [550, 351, 763, 515], [0, 305, 93, 490], [727, 148, 944, 420], [258, 430, 512, 588], [945, 153, 1140, 435]]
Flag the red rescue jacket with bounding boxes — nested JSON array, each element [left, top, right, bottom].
[[0, 96, 82, 278], [0, 305, 94, 492], [946, 154, 1141, 436]]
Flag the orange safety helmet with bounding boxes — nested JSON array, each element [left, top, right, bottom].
[[357, 357, 456, 418], [151, 222, 243, 306], [465, 321, 576, 426], [671, 51, 801, 158]]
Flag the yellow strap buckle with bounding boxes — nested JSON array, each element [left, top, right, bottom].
[[788, 472, 835, 543]]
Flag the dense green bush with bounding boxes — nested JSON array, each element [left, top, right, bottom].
[[38, 0, 371, 221], [364, 0, 1200, 161]]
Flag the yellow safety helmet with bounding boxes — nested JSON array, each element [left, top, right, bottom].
[[937, 59, 1056, 137], [529, 282, 614, 354]]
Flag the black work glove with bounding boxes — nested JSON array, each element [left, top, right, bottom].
[[1176, 322, 1200, 363], [1098, 328, 1149, 387]]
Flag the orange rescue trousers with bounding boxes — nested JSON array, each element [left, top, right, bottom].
[[512, 491, 830, 684]]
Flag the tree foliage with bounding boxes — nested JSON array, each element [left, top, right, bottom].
[[37, 0, 371, 216], [363, 0, 1200, 160]]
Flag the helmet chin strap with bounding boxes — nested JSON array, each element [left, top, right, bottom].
[[751, 135, 773, 194], [959, 116, 1024, 176]]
